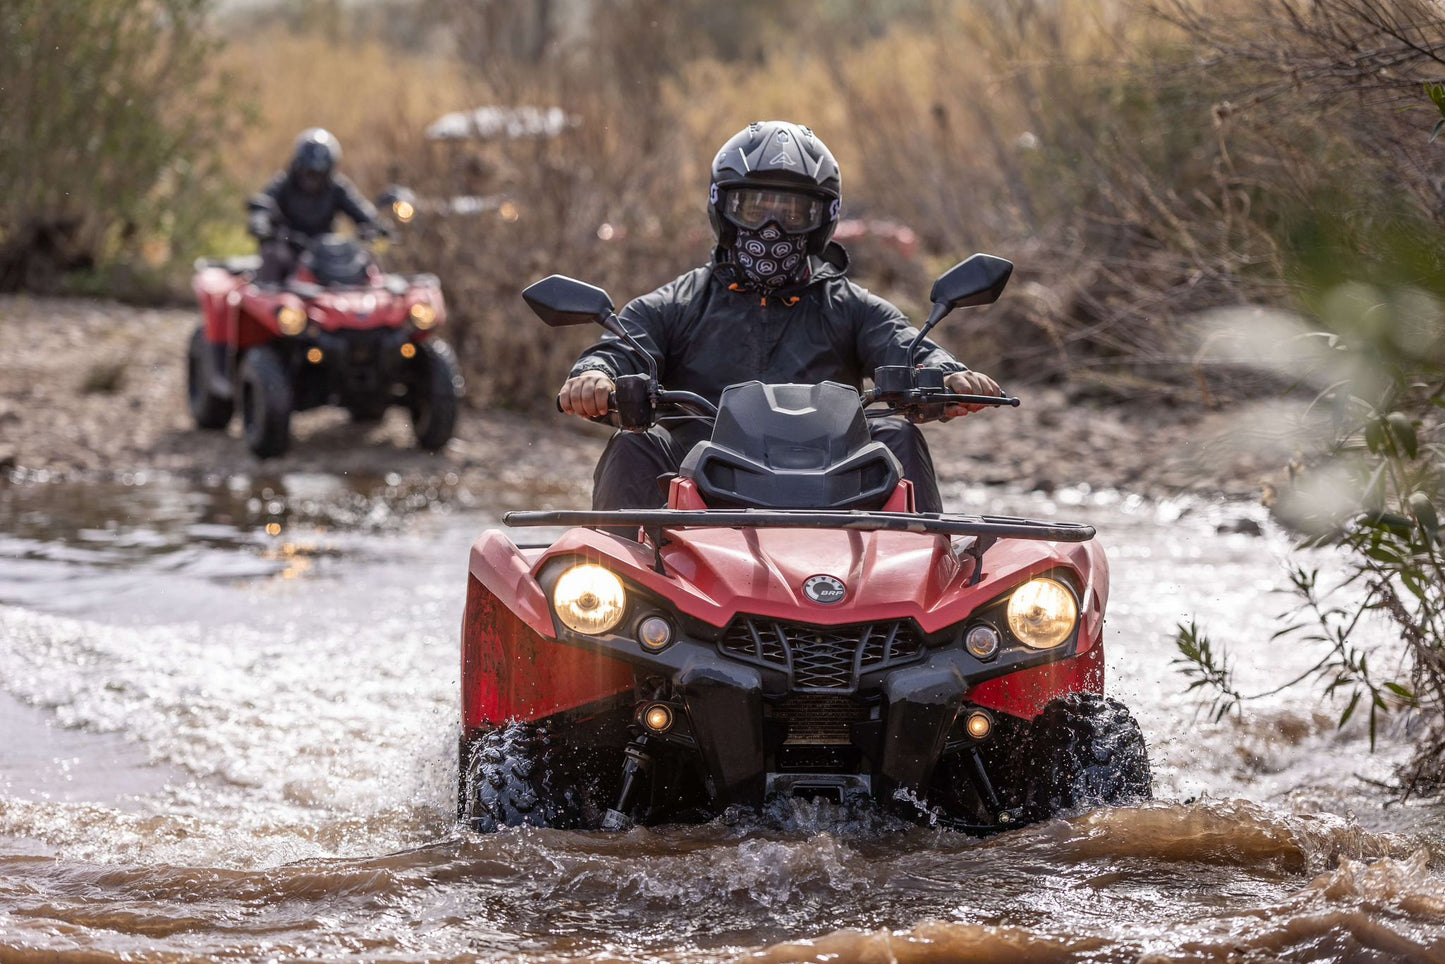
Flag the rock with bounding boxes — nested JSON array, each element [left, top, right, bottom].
[[1216, 517, 1264, 536]]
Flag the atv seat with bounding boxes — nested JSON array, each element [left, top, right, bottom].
[[679, 381, 901, 511]]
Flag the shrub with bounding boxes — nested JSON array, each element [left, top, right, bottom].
[[0, 0, 235, 295]]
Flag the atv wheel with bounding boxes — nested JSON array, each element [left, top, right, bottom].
[[461, 722, 581, 832], [1013, 693, 1151, 821], [240, 345, 293, 458], [187, 327, 233, 430], [408, 339, 460, 452]]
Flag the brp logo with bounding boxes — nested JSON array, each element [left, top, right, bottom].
[[802, 574, 847, 605]]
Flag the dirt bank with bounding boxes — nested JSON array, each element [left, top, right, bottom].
[[0, 295, 1285, 507]]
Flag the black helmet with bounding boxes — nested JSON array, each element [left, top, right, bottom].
[[291, 128, 342, 177], [709, 121, 841, 255]]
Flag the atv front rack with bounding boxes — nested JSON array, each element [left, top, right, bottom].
[[503, 508, 1094, 579], [503, 508, 1094, 541]]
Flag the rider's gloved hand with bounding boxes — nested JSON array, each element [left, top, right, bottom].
[[558, 371, 615, 419], [357, 222, 384, 242], [943, 370, 1002, 418], [247, 211, 274, 241]]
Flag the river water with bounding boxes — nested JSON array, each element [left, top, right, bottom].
[[1, 473, 1442, 962]]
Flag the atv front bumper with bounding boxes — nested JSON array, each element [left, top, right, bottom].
[[461, 563, 1103, 811]]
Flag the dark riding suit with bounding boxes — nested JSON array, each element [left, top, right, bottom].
[[570, 243, 972, 513], [247, 171, 379, 283]]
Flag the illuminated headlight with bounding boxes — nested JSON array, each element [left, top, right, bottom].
[[1006, 577, 1078, 650], [964, 709, 994, 740], [643, 703, 674, 732], [553, 564, 626, 635], [409, 302, 437, 330], [277, 305, 307, 336]]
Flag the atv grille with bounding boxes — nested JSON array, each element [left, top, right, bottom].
[[719, 618, 924, 691], [774, 694, 869, 745]]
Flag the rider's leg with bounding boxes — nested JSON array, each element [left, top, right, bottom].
[[257, 240, 295, 285], [591, 423, 709, 510], [868, 417, 943, 513]]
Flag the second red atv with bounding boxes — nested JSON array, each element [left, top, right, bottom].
[[457, 256, 1151, 833], [188, 210, 461, 458]]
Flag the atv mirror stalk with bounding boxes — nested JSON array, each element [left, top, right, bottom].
[[905, 253, 1014, 364]]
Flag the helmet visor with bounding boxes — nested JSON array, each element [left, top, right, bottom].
[[723, 188, 827, 233]]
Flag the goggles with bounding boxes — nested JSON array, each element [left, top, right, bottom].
[[722, 188, 828, 233]]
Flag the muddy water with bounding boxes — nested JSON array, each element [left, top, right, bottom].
[[1, 475, 1443, 962]]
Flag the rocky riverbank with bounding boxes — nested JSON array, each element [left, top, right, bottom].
[[0, 295, 1291, 508]]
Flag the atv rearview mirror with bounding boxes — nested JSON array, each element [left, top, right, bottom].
[[907, 253, 1014, 363], [930, 254, 1013, 311], [522, 275, 616, 328]]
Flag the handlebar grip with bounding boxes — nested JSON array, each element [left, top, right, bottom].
[[556, 391, 618, 420]]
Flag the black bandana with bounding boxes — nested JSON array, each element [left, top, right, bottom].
[[731, 223, 808, 291]]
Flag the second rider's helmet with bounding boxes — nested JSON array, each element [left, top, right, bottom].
[[290, 128, 342, 191], [709, 121, 842, 256]]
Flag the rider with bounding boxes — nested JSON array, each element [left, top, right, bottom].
[[558, 120, 1001, 514], [247, 128, 385, 283]]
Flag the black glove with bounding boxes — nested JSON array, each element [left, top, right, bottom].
[[247, 211, 274, 241]]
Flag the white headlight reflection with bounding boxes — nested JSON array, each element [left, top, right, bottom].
[[1005, 577, 1078, 649], [553, 564, 626, 635]]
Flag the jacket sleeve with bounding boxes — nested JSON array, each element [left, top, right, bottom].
[[568, 273, 693, 381], [245, 174, 286, 238], [849, 284, 969, 377], [334, 175, 379, 227]]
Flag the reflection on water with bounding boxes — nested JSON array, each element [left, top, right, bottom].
[[1, 474, 1443, 962]]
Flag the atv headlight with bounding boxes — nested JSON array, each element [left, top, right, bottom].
[[277, 305, 307, 336], [409, 302, 437, 330], [1006, 577, 1078, 650], [553, 564, 626, 635]]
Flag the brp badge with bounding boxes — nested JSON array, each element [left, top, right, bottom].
[[802, 574, 847, 605]]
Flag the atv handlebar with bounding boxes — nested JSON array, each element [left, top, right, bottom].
[[562, 373, 1013, 430]]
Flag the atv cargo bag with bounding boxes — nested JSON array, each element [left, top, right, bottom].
[[680, 381, 901, 511]]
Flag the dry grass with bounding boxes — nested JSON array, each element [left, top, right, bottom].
[[214, 29, 474, 197], [198, 0, 1445, 411]]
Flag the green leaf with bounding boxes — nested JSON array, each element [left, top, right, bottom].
[[1385, 681, 1417, 703], [1387, 412, 1418, 458], [1408, 492, 1439, 545], [1433, 118, 1445, 143], [1339, 689, 1362, 727], [1365, 418, 1388, 454], [1364, 545, 1404, 565]]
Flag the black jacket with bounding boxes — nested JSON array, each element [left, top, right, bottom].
[[249, 171, 378, 239], [569, 244, 968, 403]]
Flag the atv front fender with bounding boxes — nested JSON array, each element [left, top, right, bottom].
[[462, 532, 634, 729]]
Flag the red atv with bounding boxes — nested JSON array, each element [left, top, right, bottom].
[[188, 202, 460, 458], [458, 256, 1150, 832]]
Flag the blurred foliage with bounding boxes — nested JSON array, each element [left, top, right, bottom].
[[1176, 63, 1445, 792], [0, 0, 237, 296], [11, 0, 1445, 413]]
